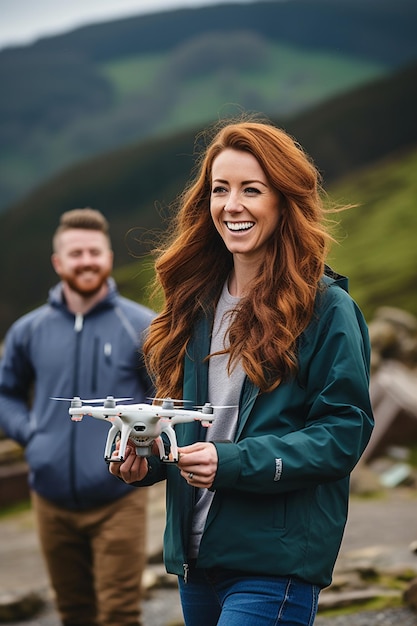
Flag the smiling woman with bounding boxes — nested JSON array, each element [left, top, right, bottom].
[[110, 116, 374, 626]]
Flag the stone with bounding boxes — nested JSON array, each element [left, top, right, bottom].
[[0, 590, 45, 622], [403, 577, 417, 611]]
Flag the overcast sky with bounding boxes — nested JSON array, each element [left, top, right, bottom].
[[0, 0, 256, 50]]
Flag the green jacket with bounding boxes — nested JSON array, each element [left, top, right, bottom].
[[140, 272, 374, 588]]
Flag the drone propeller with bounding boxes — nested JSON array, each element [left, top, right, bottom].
[[51, 396, 133, 404], [193, 402, 237, 415], [51, 397, 78, 402], [147, 397, 191, 404], [148, 397, 193, 410], [195, 403, 238, 409]]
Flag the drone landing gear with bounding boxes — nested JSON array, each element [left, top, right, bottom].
[[105, 456, 124, 464]]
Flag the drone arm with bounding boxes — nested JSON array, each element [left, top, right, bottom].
[[169, 412, 203, 426], [85, 407, 119, 418], [69, 406, 93, 420]]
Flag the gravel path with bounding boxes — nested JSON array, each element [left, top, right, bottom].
[[315, 607, 416, 626], [2, 591, 415, 626], [1, 486, 416, 626]]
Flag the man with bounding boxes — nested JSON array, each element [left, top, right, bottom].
[[0, 208, 155, 626]]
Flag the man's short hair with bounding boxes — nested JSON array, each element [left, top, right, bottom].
[[53, 208, 111, 251]]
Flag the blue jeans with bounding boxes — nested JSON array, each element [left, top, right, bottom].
[[178, 564, 320, 626]]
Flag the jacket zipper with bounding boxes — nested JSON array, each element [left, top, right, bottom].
[[74, 312, 83, 332], [71, 313, 84, 506], [91, 336, 99, 392], [183, 562, 189, 583]]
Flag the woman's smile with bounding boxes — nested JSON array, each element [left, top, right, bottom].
[[225, 221, 255, 232]]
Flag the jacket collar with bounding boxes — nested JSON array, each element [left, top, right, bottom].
[[323, 264, 349, 292], [184, 267, 349, 436]]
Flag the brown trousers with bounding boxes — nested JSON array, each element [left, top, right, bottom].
[[31, 488, 147, 626]]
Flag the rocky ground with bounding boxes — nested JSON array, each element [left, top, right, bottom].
[[1, 479, 417, 626]]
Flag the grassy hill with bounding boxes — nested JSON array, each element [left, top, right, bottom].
[[0, 60, 416, 337], [1, 0, 416, 212], [327, 146, 417, 319]]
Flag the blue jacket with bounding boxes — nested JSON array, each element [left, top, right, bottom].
[[0, 279, 155, 510], [139, 272, 374, 588]]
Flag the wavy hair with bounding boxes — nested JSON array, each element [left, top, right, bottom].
[[143, 118, 336, 396]]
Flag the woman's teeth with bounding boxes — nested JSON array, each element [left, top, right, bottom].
[[226, 222, 254, 231]]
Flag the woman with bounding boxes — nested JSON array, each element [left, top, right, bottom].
[[110, 118, 374, 626]]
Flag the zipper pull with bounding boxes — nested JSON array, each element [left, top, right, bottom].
[[183, 563, 189, 584], [104, 342, 112, 361], [74, 313, 84, 332]]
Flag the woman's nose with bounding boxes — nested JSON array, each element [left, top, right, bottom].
[[223, 192, 242, 212]]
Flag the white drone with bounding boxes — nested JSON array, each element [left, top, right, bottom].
[[51, 396, 220, 463]]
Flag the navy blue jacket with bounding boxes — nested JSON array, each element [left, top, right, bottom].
[[0, 279, 155, 510]]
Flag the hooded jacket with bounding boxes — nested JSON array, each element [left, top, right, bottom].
[[0, 279, 155, 510], [139, 271, 374, 588]]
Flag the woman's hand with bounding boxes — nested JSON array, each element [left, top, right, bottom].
[[177, 441, 218, 489], [108, 440, 149, 483]]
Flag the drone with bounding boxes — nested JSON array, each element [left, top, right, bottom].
[[51, 396, 221, 463]]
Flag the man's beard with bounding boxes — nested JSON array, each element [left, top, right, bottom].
[[64, 268, 109, 297]]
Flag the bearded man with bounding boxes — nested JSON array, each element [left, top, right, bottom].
[[0, 208, 155, 626]]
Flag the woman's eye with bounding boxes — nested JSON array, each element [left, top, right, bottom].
[[212, 186, 227, 194], [244, 187, 261, 194]]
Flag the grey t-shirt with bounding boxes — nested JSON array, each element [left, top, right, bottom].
[[188, 281, 245, 558]]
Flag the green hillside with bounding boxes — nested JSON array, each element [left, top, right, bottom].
[[100, 39, 383, 131], [328, 147, 417, 319], [0, 60, 416, 337], [1, 0, 416, 212]]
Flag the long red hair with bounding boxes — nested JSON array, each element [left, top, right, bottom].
[[144, 119, 335, 397]]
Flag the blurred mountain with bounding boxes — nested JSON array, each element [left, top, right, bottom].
[[0, 60, 416, 337], [1, 0, 416, 212]]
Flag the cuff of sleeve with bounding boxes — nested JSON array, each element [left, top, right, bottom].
[[211, 441, 241, 489]]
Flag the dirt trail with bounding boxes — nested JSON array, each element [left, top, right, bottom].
[[0, 484, 416, 626]]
